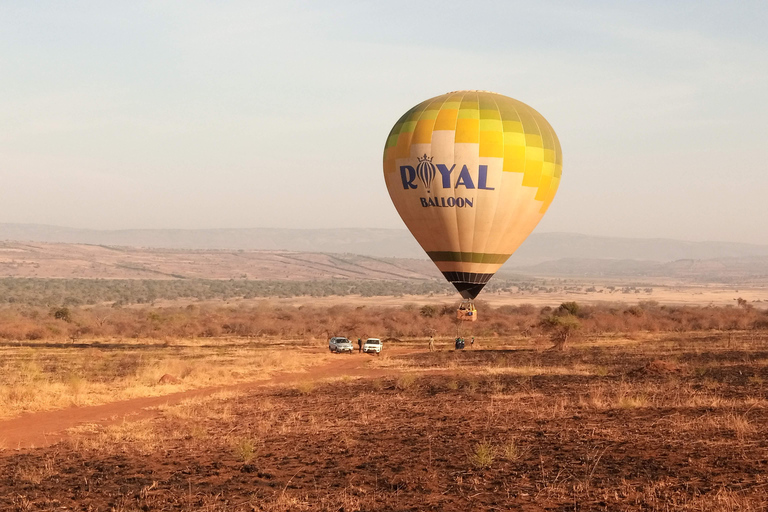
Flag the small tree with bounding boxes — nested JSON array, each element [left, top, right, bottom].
[[540, 314, 580, 351], [558, 301, 580, 317], [52, 307, 72, 323]]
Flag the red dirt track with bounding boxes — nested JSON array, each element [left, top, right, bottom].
[[0, 351, 394, 450]]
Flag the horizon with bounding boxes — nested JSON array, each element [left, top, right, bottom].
[[3, 221, 768, 248]]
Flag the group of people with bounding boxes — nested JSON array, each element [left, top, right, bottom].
[[428, 335, 475, 351]]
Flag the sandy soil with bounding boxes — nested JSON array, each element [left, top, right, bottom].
[[260, 284, 768, 308]]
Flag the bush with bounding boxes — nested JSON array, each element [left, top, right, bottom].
[[420, 305, 437, 318], [559, 302, 580, 316], [52, 307, 72, 323]]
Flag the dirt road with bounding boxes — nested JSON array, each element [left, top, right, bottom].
[[0, 352, 397, 451]]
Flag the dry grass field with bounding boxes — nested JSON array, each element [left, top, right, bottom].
[[0, 338, 331, 421], [1, 328, 768, 510]]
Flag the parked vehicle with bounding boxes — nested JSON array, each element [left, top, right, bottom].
[[362, 338, 382, 354], [329, 336, 354, 353]]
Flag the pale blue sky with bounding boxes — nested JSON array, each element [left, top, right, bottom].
[[1, 1, 766, 243]]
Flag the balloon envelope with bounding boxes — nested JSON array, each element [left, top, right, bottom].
[[383, 91, 562, 299]]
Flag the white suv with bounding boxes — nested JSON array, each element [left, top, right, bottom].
[[362, 338, 382, 354], [329, 337, 354, 353]]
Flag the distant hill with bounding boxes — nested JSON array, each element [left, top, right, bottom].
[[0, 242, 440, 281], [2, 224, 768, 267], [510, 256, 768, 283], [508, 233, 768, 266], [0, 224, 426, 258], [0, 239, 767, 283]]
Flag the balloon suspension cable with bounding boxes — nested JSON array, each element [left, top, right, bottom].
[[455, 299, 477, 339]]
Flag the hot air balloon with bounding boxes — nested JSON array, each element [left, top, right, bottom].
[[383, 91, 562, 320]]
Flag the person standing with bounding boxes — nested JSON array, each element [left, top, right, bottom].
[[429, 335, 435, 352], [471, 336, 475, 348], [357, 338, 362, 353]]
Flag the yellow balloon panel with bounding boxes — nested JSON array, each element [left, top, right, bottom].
[[383, 91, 562, 299]]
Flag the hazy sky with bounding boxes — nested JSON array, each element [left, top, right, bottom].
[[1, 1, 767, 243]]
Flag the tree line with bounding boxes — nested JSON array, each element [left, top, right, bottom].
[[0, 278, 457, 307], [0, 277, 657, 308], [0, 299, 765, 342]]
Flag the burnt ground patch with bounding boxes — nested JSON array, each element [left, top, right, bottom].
[[2, 340, 768, 511]]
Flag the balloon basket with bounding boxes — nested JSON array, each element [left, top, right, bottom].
[[456, 300, 477, 322]]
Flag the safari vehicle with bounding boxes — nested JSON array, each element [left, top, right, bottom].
[[329, 336, 354, 353], [362, 338, 382, 354]]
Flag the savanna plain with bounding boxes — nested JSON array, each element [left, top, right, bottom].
[[2, 295, 768, 511]]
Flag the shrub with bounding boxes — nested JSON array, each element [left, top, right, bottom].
[[470, 441, 495, 469], [420, 305, 437, 318], [232, 438, 257, 464], [559, 302, 580, 316], [395, 374, 416, 390], [52, 307, 72, 323]]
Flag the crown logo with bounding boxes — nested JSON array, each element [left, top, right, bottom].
[[416, 154, 436, 191]]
